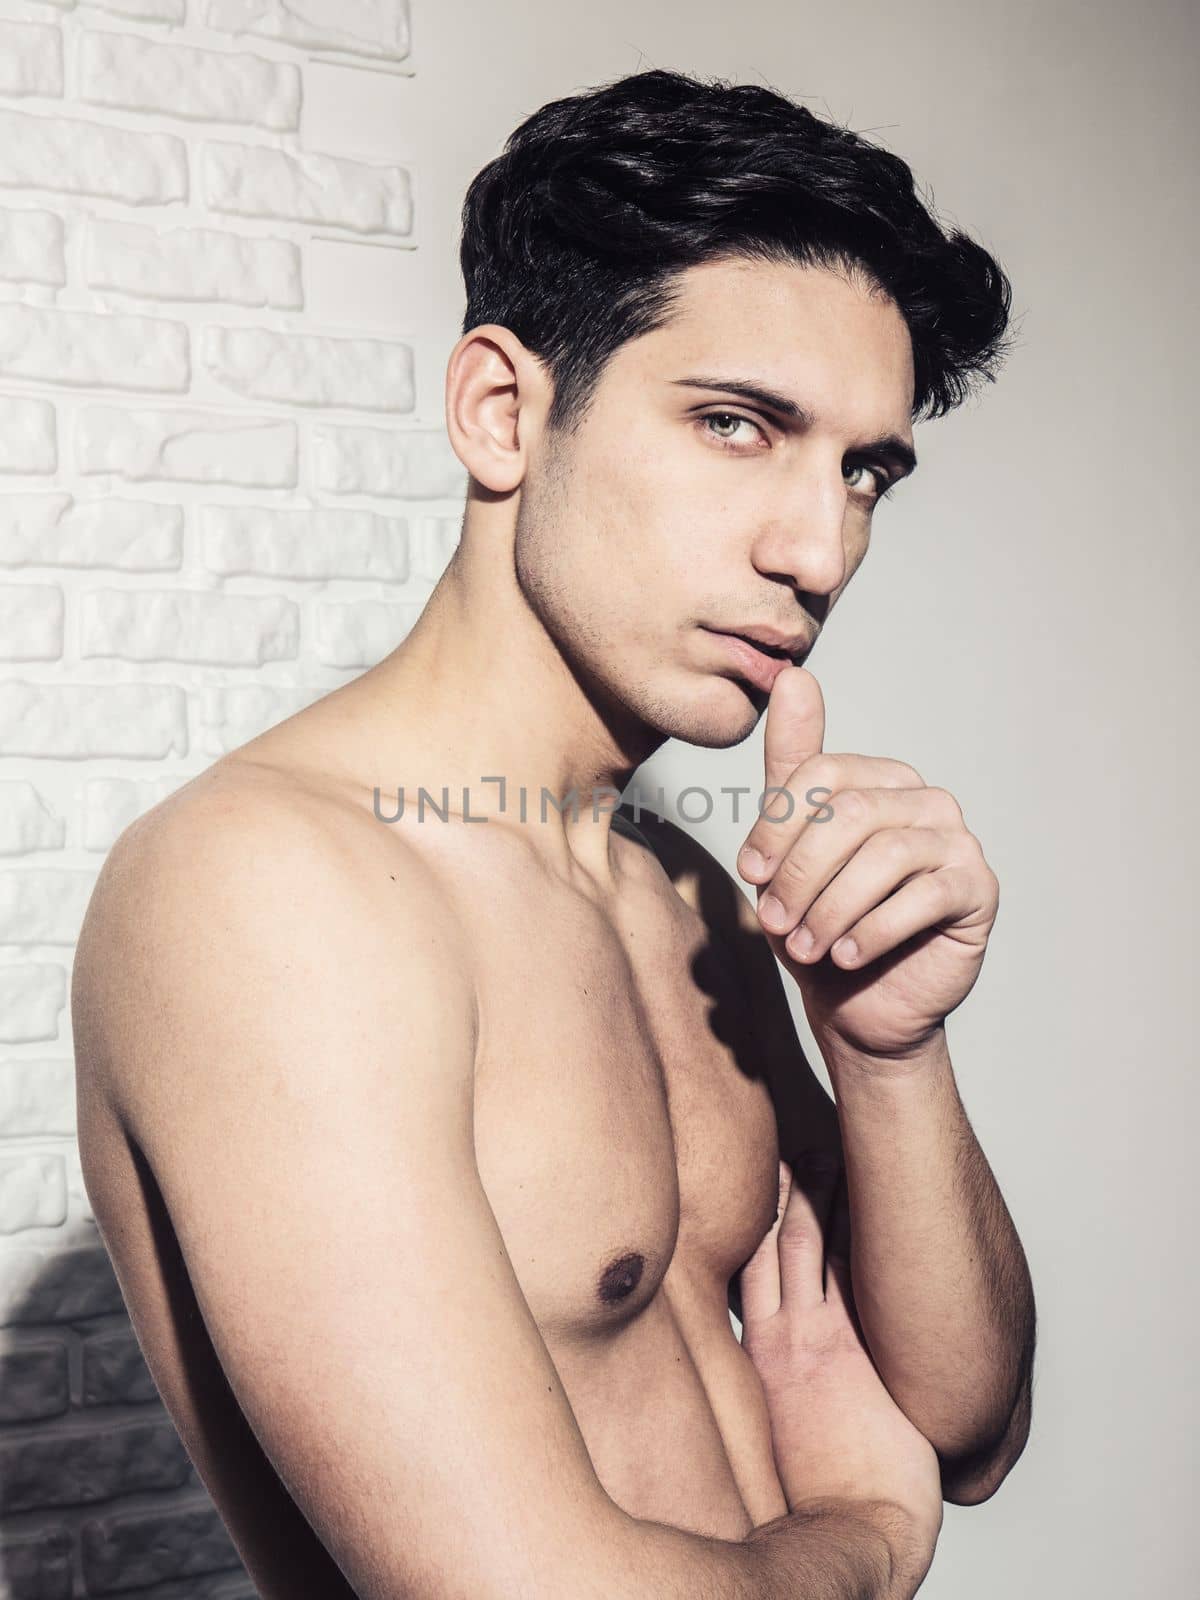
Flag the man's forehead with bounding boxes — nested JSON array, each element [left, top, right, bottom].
[[627, 257, 916, 430]]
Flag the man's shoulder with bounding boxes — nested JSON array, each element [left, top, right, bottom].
[[100, 755, 449, 922], [74, 758, 474, 1114]]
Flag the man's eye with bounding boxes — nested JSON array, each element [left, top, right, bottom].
[[844, 461, 893, 499], [700, 412, 765, 448]]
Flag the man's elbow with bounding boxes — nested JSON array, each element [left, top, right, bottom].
[[938, 1376, 1033, 1506]]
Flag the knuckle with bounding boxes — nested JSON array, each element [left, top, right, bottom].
[[772, 852, 810, 896], [884, 758, 924, 787], [877, 827, 911, 863], [934, 869, 962, 909], [807, 755, 842, 790], [926, 785, 963, 824], [832, 787, 868, 826]]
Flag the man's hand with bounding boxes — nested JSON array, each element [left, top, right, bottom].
[[735, 666, 1000, 1062], [739, 1158, 943, 1586]]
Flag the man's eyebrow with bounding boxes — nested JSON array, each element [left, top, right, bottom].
[[668, 374, 919, 476]]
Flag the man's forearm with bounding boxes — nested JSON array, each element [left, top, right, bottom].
[[613, 1498, 926, 1600], [740, 1501, 919, 1600], [820, 1025, 1035, 1501]]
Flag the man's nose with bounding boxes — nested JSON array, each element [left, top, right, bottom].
[[749, 471, 849, 598]]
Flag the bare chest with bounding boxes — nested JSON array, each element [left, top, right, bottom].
[[467, 872, 782, 1342]]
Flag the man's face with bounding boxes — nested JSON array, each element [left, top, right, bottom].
[[512, 255, 917, 748]]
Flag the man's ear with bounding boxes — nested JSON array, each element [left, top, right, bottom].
[[443, 324, 552, 495]]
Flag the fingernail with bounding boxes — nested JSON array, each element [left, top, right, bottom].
[[738, 845, 766, 879], [759, 893, 788, 930], [788, 924, 815, 959]]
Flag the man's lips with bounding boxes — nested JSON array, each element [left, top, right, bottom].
[[703, 628, 799, 693]]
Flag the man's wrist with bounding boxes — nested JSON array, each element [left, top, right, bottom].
[[817, 1023, 952, 1085]]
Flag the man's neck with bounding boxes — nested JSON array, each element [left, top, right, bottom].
[[310, 532, 666, 890]]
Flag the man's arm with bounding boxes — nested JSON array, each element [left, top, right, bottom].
[[623, 806, 1034, 1506], [74, 795, 927, 1600], [806, 1022, 1035, 1506]]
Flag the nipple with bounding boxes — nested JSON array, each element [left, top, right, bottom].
[[597, 1251, 645, 1305]]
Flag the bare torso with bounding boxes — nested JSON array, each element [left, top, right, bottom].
[[78, 710, 799, 1596]]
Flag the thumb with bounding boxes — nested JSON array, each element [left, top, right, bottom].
[[737, 1161, 791, 1326], [763, 666, 826, 803]]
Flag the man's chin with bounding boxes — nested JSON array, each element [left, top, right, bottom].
[[666, 673, 765, 750]]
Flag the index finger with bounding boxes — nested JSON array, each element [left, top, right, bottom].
[[763, 667, 826, 799]]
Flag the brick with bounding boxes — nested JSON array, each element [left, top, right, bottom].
[[315, 599, 422, 667], [86, 218, 301, 309], [0, 868, 96, 945], [0, 305, 189, 393], [0, 1417, 191, 1513], [0, 206, 65, 286], [0, 782, 65, 855], [0, 494, 184, 571], [196, 683, 318, 755], [203, 325, 413, 412], [0, 21, 64, 99], [204, 140, 411, 236], [0, 1246, 128, 1324], [0, 1338, 69, 1422], [0, 1153, 67, 1232], [0, 584, 63, 661], [0, 397, 56, 475], [81, 31, 300, 131], [90, 0, 187, 19], [82, 588, 299, 666], [0, 1527, 73, 1600], [82, 776, 184, 852], [414, 514, 463, 581], [0, 681, 188, 758], [314, 424, 466, 498], [0, 1059, 75, 1136], [202, 504, 409, 580], [0, 108, 186, 206], [207, 0, 410, 60], [81, 1327, 159, 1406], [77, 405, 297, 487], [0, 963, 66, 1044], [82, 1502, 240, 1591]]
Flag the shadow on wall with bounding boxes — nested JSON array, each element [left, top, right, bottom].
[[0, 1248, 256, 1600]]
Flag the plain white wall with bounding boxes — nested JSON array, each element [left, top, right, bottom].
[[401, 2, 1198, 1595]]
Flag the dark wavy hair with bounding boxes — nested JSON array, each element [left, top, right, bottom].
[[460, 69, 1013, 433]]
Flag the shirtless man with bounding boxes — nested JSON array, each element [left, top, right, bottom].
[[70, 69, 1035, 1599]]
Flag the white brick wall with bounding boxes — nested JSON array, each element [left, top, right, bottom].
[[0, 1, 464, 1590]]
